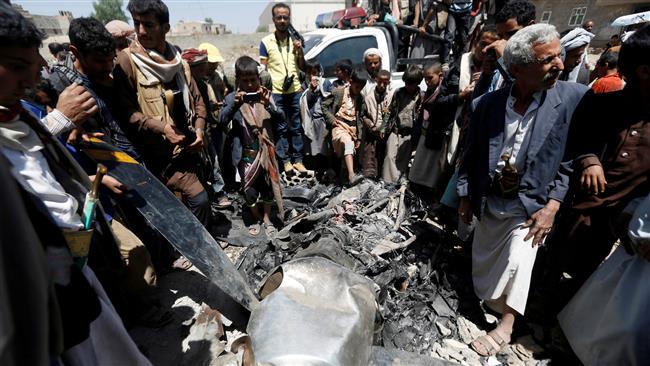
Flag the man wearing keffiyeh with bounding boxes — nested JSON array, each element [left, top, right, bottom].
[[560, 27, 594, 83], [113, 0, 211, 228]]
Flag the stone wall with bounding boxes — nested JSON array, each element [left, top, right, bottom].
[[531, 0, 650, 46]]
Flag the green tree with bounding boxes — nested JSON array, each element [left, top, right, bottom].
[[204, 17, 213, 24], [91, 0, 128, 24]]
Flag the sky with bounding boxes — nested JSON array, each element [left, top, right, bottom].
[[13, 0, 271, 33]]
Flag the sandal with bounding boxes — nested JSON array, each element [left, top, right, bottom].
[[248, 223, 261, 236], [215, 196, 232, 209], [470, 329, 510, 357], [172, 256, 193, 270], [263, 222, 277, 237]]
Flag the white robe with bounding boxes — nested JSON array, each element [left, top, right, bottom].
[[472, 197, 539, 315], [470, 91, 541, 315]]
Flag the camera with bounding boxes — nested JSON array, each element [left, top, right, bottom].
[[242, 92, 260, 103], [487, 48, 497, 60], [282, 74, 295, 91]]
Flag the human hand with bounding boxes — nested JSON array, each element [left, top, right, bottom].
[[418, 26, 427, 34], [234, 90, 247, 107], [66, 129, 104, 144], [483, 39, 506, 59], [163, 123, 186, 145], [56, 83, 99, 126], [458, 197, 473, 225], [187, 128, 204, 151], [355, 140, 361, 149], [259, 87, 272, 107], [292, 39, 303, 54], [523, 200, 560, 246], [581, 164, 607, 195], [459, 85, 475, 101], [101, 174, 128, 195]]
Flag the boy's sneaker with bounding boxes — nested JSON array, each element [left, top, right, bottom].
[[293, 162, 308, 173], [283, 162, 294, 174]]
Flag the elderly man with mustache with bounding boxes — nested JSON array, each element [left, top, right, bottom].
[[456, 23, 588, 356]]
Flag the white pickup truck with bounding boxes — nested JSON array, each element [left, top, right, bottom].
[[303, 24, 439, 88]]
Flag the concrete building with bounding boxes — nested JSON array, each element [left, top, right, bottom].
[[170, 20, 227, 36], [13, 4, 72, 36], [531, 0, 650, 46], [257, 0, 416, 32]]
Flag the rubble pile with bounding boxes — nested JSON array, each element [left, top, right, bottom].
[[132, 179, 550, 365], [232, 180, 541, 364]]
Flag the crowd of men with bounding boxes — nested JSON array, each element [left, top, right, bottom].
[[0, 0, 648, 364]]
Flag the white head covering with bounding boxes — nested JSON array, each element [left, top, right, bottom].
[[363, 48, 383, 60], [561, 27, 595, 51]]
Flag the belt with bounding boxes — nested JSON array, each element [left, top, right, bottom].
[[243, 148, 258, 160], [490, 173, 520, 200]]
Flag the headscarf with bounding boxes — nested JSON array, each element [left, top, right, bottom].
[[181, 48, 208, 65], [363, 47, 383, 60], [129, 40, 192, 118], [561, 28, 595, 83], [561, 27, 594, 51]]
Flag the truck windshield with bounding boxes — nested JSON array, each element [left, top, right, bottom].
[[315, 36, 379, 77], [303, 34, 325, 54]]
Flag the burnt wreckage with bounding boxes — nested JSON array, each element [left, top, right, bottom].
[[221, 179, 517, 364]]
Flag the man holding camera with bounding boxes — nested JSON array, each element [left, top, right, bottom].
[[259, 2, 307, 174]]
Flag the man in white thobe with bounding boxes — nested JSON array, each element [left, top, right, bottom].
[[456, 24, 589, 356]]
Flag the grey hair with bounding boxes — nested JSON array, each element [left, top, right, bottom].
[[503, 23, 560, 67]]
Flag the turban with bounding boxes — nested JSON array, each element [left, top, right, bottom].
[[561, 28, 594, 51], [363, 47, 383, 60], [181, 48, 208, 65]]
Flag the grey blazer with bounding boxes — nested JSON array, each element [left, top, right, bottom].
[[457, 80, 588, 218]]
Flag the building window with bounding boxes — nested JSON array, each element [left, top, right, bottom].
[[541, 11, 552, 24], [568, 7, 587, 27]]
